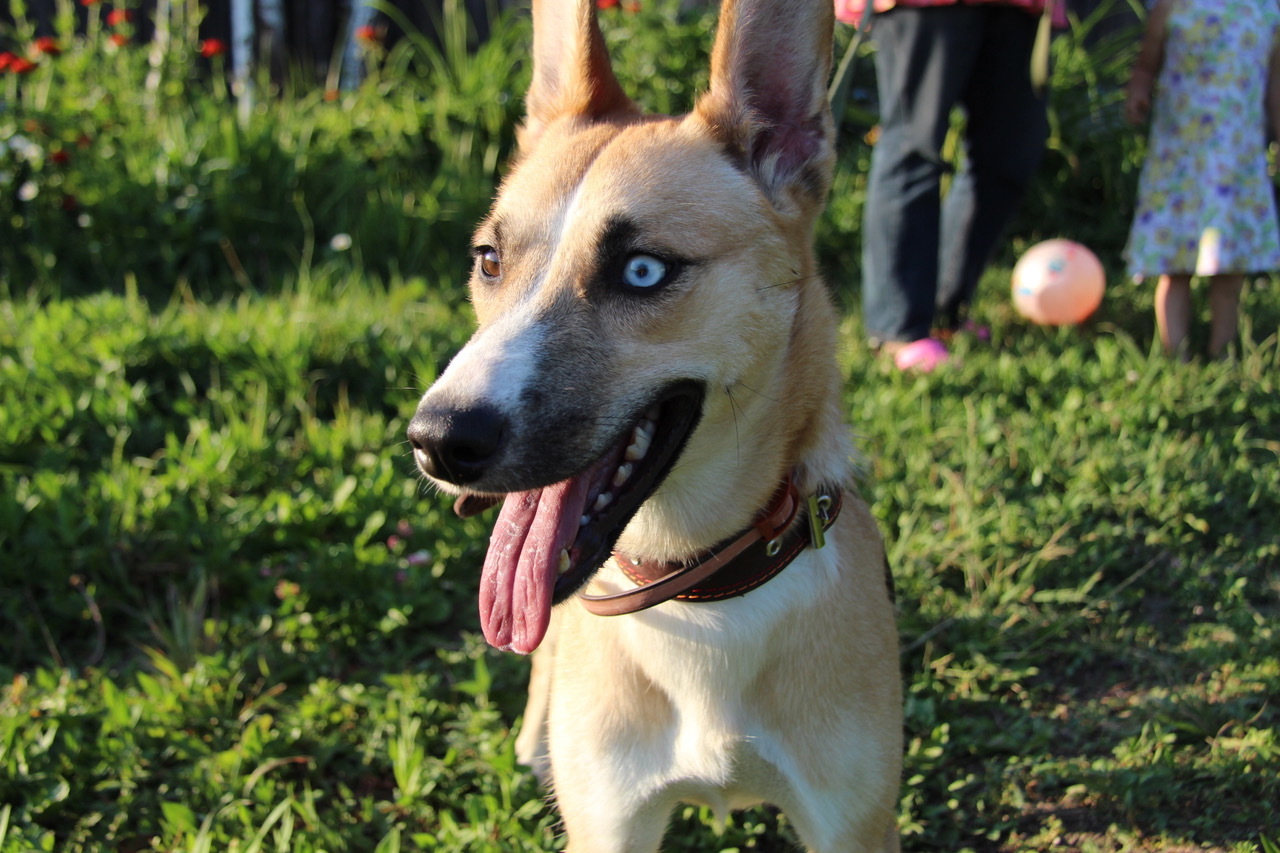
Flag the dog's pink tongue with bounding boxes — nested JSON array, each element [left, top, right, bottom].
[[479, 478, 588, 654]]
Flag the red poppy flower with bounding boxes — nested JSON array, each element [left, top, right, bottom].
[[199, 38, 226, 58], [109, 33, 129, 47], [10, 56, 39, 74], [0, 52, 15, 72], [107, 9, 135, 26], [597, 0, 619, 7], [33, 37, 62, 56]]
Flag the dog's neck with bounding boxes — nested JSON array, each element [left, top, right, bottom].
[[579, 474, 843, 615], [612, 276, 853, 566]]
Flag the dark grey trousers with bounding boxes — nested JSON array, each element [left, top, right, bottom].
[[861, 4, 1049, 342]]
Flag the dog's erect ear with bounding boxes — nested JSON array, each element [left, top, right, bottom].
[[521, 0, 637, 148], [693, 0, 836, 208]]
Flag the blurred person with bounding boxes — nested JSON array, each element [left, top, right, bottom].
[[1124, 0, 1280, 360], [836, 0, 1066, 371]]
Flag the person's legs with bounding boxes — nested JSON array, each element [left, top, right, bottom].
[[1155, 273, 1194, 361], [861, 6, 982, 344], [936, 7, 1049, 329], [1207, 273, 1244, 358]]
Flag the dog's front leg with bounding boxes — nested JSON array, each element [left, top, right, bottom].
[[515, 618, 556, 783], [545, 610, 680, 853], [551, 717, 677, 853], [556, 787, 673, 853]]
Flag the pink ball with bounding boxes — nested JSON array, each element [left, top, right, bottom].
[[1011, 239, 1105, 325]]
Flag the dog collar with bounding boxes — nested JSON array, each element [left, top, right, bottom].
[[577, 476, 842, 616]]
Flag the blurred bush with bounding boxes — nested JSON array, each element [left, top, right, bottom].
[[1, 0, 529, 302]]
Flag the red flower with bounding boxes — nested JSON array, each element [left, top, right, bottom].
[[355, 24, 378, 45], [0, 52, 15, 72], [10, 56, 39, 74], [597, 0, 619, 7], [199, 38, 226, 58], [109, 33, 129, 47], [81, 0, 101, 5], [107, 9, 135, 26], [33, 37, 63, 56], [51, 149, 71, 165]]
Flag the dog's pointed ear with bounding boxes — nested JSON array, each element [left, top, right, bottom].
[[520, 0, 637, 148], [693, 0, 836, 208]]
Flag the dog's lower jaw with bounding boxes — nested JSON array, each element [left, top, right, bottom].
[[550, 381, 705, 604], [475, 382, 705, 654]]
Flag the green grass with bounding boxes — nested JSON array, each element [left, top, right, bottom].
[[3, 1, 1279, 851]]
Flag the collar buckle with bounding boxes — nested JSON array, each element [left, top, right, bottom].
[[807, 493, 834, 550]]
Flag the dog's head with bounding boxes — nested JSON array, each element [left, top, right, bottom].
[[408, 0, 838, 653]]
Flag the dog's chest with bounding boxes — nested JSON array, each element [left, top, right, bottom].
[[601, 554, 835, 802], [621, 633, 793, 812]]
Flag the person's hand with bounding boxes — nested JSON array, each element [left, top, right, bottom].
[[834, 0, 860, 25], [1125, 74, 1153, 125]]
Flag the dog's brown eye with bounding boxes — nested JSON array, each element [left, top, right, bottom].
[[477, 249, 501, 279]]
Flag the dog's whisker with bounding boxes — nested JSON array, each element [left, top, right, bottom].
[[733, 380, 783, 406], [725, 385, 744, 465], [755, 272, 824, 291]]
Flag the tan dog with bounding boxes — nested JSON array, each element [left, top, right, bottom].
[[406, 0, 902, 848]]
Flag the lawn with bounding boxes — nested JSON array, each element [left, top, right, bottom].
[[2, 1, 1278, 851]]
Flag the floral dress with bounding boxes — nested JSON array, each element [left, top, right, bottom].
[[1125, 0, 1280, 277]]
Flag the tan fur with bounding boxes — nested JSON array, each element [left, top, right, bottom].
[[414, 0, 902, 848]]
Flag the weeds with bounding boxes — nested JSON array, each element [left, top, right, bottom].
[[2, 1, 1278, 851]]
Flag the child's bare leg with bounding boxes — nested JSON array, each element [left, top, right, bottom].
[[1207, 273, 1244, 359], [1155, 274, 1193, 360]]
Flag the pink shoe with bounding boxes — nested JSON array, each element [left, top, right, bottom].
[[893, 337, 950, 372]]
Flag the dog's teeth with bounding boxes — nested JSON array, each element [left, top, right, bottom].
[[594, 492, 613, 512], [613, 463, 633, 488], [626, 426, 651, 462], [558, 549, 571, 575]]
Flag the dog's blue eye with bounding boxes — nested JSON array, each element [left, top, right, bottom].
[[622, 254, 668, 290]]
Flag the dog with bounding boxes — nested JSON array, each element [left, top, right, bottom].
[[406, 0, 902, 848]]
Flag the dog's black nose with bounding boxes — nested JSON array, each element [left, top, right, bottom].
[[407, 403, 506, 485]]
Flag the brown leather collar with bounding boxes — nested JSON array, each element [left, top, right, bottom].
[[577, 476, 842, 616]]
